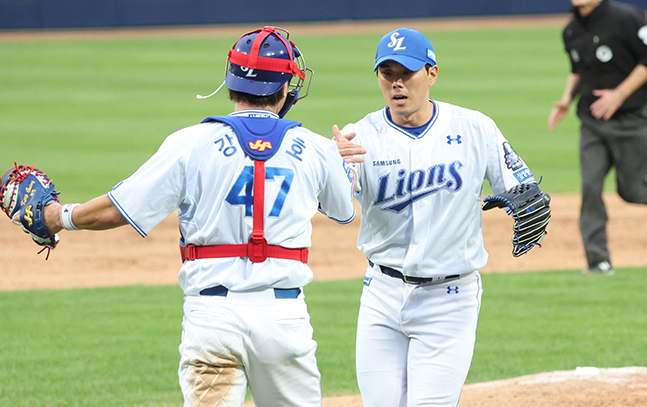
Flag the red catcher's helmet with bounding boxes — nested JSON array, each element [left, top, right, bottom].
[[225, 26, 313, 102]]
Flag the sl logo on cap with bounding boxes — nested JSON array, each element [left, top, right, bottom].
[[388, 32, 407, 51]]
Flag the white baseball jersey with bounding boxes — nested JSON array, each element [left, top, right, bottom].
[[344, 99, 536, 277], [109, 110, 356, 295]]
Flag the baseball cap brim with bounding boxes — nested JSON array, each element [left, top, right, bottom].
[[373, 55, 428, 72]]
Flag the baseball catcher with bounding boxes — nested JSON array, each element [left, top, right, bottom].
[[1, 163, 60, 256], [0, 26, 356, 407], [482, 183, 551, 257]]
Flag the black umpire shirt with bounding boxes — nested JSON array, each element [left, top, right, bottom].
[[563, 0, 647, 117]]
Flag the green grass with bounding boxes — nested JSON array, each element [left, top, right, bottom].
[[427, 28, 582, 194], [470, 267, 647, 382], [0, 25, 595, 202], [0, 285, 185, 407], [1, 38, 238, 201], [305, 278, 363, 395], [1, 268, 646, 406]]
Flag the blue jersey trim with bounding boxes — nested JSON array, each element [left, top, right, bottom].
[[318, 205, 356, 224], [107, 191, 147, 238], [382, 99, 439, 140]]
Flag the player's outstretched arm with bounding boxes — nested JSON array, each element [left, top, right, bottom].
[[332, 124, 366, 164], [44, 194, 128, 235]]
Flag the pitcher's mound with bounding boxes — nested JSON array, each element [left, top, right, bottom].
[[245, 367, 647, 407]]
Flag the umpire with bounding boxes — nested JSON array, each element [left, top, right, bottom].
[[549, 0, 647, 275]]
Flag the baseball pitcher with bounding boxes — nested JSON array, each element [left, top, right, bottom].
[[334, 28, 550, 407]]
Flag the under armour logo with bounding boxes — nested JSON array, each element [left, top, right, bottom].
[[447, 286, 459, 294], [388, 33, 407, 51], [447, 135, 462, 145], [249, 140, 272, 151]]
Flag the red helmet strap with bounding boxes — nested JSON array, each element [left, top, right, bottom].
[[227, 26, 306, 80]]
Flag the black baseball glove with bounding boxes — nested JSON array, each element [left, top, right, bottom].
[[482, 183, 551, 257], [1, 163, 60, 253]]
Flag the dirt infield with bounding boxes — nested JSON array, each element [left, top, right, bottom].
[[2, 192, 647, 290]]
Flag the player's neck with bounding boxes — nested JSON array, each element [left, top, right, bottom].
[[576, 5, 596, 16], [234, 101, 282, 115], [390, 100, 434, 128]]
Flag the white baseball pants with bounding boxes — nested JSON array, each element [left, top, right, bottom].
[[178, 290, 321, 407], [356, 266, 482, 407]]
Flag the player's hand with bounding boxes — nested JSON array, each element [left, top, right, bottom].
[[332, 124, 366, 163], [590, 89, 623, 121], [548, 101, 570, 131]]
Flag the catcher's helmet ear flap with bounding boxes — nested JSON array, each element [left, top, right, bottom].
[[225, 26, 313, 106], [278, 88, 299, 118]]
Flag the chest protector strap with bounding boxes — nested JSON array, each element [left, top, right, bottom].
[[180, 115, 309, 263]]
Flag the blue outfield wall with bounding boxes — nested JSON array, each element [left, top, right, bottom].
[[0, 0, 645, 30]]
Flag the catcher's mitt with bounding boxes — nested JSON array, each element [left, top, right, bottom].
[[482, 183, 551, 257], [1, 163, 60, 253]]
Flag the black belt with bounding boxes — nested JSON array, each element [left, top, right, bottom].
[[199, 285, 301, 299], [368, 260, 463, 285]]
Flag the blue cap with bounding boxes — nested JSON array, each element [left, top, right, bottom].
[[374, 28, 436, 72]]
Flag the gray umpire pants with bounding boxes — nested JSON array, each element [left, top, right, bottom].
[[578, 103, 647, 269]]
